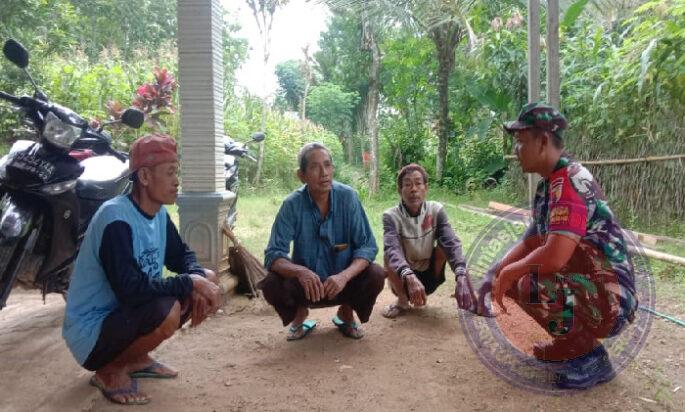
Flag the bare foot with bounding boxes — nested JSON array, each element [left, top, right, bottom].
[[127, 355, 155, 374], [291, 306, 309, 327], [91, 372, 150, 405], [336, 305, 355, 324], [382, 302, 409, 319]]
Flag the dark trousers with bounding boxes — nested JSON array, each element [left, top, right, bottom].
[[259, 263, 386, 326], [82, 297, 190, 371]]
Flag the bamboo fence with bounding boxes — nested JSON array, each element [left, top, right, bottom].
[[505, 128, 685, 225]]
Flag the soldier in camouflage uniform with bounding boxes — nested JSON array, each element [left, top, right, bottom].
[[477, 102, 637, 389]]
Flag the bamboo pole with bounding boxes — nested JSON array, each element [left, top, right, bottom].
[[527, 0, 541, 102], [457, 205, 526, 226], [527, 0, 541, 210], [628, 245, 685, 266], [488, 201, 530, 217], [504, 154, 685, 164], [546, 0, 560, 108], [582, 154, 685, 165], [487, 201, 669, 247], [458, 203, 685, 266]]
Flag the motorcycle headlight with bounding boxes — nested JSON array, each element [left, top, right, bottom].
[[43, 111, 82, 149], [40, 179, 77, 195]]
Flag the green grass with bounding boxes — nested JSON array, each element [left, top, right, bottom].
[[166, 187, 685, 315], [227, 188, 497, 267]]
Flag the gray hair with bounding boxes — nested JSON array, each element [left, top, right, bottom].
[[297, 142, 332, 172]]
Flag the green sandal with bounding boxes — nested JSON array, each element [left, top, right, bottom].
[[332, 315, 364, 339], [287, 319, 317, 341]]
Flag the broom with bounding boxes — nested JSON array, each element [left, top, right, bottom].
[[222, 222, 266, 298]]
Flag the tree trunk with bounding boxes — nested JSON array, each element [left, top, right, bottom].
[[436, 55, 450, 183], [361, 2, 380, 195], [253, 101, 267, 184], [430, 23, 462, 183], [300, 45, 313, 120], [367, 56, 380, 194], [300, 82, 309, 120], [353, 98, 368, 165], [355, 98, 368, 138], [346, 134, 353, 163], [253, 28, 271, 185]]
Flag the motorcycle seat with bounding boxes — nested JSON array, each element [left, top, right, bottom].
[[76, 155, 130, 200]]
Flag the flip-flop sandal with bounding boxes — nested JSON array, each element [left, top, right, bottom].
[[130, 360, 178, 379], [332, 315, 364, 339], [89, 376, 150, 405], [287, 319, 317, 341], [381, 303, 409, 319]]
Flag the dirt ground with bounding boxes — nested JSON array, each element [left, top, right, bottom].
[[0, 285, 683, 412]]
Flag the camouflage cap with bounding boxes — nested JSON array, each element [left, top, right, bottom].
[[504, 102, 568, 135]]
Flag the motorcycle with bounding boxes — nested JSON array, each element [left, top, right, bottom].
[[223, 132, 264, 228], [0, 39, 144, 309]]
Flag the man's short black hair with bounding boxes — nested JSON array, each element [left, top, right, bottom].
[[397, 163, 428, 190]]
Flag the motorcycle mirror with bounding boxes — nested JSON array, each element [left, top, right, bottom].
[[121, 108, 145, 129], [3, 39, 29, 69], [251, 132, 265, 143]]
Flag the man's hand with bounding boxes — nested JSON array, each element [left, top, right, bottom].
[[190, 274, 222, 315], [476, 281, 495, 317], [475, 266, 498, 317], [454, 272, 477, 312], [190, 291, 210, 327], [405, 274, 426, 306], [296, 269, 325, 302], [323, 274, 348, 300], [492, 267, 524, 314]]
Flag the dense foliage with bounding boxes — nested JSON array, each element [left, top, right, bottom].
[[1, 0, 683, 227], [303, 0, 684, 224]]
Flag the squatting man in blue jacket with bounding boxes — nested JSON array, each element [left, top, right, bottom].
[[63, 134, 222, 405], [259, 142, 385, 340]]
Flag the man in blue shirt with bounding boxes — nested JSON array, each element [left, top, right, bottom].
[[260, 142, 384, 340], [63, 134, 222, 405]]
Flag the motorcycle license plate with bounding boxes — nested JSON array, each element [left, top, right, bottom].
[[7, 151, 56, 184]]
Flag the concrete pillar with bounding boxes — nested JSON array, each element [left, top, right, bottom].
[[176, 0, 234, 274]]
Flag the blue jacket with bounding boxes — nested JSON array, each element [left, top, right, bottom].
[[264, 181, 378, 279]]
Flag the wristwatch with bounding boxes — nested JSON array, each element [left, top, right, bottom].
[[455, 266, 467, 279]]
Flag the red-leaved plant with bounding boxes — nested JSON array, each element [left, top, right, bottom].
[[105, 67, 178, 132], [132, 67, 178, 130]]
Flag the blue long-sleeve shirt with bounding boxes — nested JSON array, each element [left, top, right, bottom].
[[63, 195, 203, 365], [264, 182, 378, 280]]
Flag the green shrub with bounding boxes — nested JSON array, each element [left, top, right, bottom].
[[225, 96, 343, 191]]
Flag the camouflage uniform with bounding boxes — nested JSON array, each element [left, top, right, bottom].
[[503, 102, 637, 341], [517, 155, 638, 340]]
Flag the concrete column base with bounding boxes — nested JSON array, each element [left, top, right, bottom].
[[176, 191, 236, 275], [218, 271, 239, 297]]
